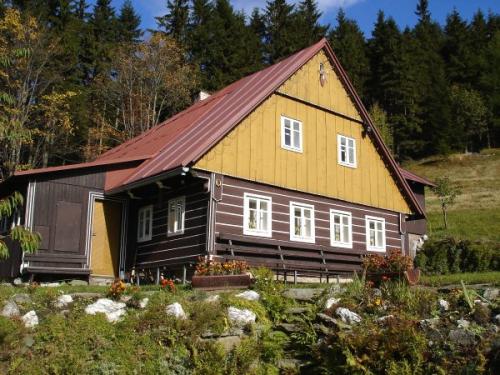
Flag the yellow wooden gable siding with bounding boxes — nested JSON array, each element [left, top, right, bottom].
[[194, 52, 412, 214]]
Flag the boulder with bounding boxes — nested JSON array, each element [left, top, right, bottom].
[[316, 313, 344, 328], [205, 294, 220, 303], [438, 299, 449, 312], [1, 301, 20, 318], [336, 307, 361, 325], [228, 306, 256, 326], [235, 290, 260, 301], [277, 323, 302, 333], [12, 293, 32, 304], [55, 294, 73, 308], [139, 298, 149, 309], [372, 288, 382, 297], [85, 298, 126, 323], [165, 302, 187, 319], [22, 311, 39, 328], [449, 329, 475, 346], [214, 335, 241, 351], [13, 277, 23, 286], [495, 314, 500, 325], [483, 288, 499, 301], [283, 288, 322, 302], [377, 315, 395, 323], [325, 297, 340, 310]]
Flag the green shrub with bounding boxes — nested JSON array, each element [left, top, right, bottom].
[[415, 237, 499, 275]]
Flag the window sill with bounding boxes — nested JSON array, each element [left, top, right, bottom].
[[167, 230, 185, 237], [338, 161, 357, 169], [243, 229, 272, 238], [281, 145, 303, 153], [367, 246, 386, 252], [331, 241, 353, 249], [290, 236, 315, 244]]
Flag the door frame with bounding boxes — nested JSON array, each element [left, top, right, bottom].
[[85, 192, 128, 278]]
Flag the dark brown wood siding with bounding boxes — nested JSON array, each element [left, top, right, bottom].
[[405, 182, 427, 235], [212, 175, 404, 274], [24, 169, 106, 273], [130, 179, 209, 269]]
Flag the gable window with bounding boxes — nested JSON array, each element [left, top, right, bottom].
[[281, 116, 303, 152], [338, 134, 356, 168], [137, 205, 153, 242], [243, 193, 272, 237], [168, 197, 185, 236], [330, 209, 352, 248], [290, 202, 315, 243], [365, 216, 386, 252]]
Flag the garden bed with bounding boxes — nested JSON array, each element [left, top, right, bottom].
[[191, 274, 251, 290]]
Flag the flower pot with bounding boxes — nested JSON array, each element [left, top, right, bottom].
[[191, 274, 251, 290]]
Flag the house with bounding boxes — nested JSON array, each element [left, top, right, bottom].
[[0, 38, 433, 282]]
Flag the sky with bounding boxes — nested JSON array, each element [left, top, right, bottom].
[[103, 0, 500, 37]]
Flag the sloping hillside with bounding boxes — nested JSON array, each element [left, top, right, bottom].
[[404, 149, 500, 242]]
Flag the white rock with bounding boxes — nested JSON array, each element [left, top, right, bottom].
[[40, 282, 60, 288], [377, 315, 394, 323], [438, 299, 449, 312], [165, 302, 187, 319], [85, 298, 126, 323], [22, 310, 39, 328], [336, 307, 362, 325], [228, 306, 256, 326], [494, 314, 500, 325], [457, 319, 470, 329], [235, 290, 260, 301], [1, 301, 20, 318], [325, 297, 340, 309], [13, 277, 23, 286], [139, 298, 149, 309], [55, 294, 73, 308], [205, 294, 220, 303]]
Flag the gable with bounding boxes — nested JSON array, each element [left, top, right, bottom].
[[194, 51, 412, 214]]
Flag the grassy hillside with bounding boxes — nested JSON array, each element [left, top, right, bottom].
[[404, 148, 500, 242]]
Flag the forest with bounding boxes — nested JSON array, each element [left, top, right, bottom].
[[0, 0, 499, 181]]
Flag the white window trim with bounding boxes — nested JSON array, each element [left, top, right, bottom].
[[137, 205, 153, 243], [289, 201, 315, 243], [281, 115, 303, 153], [365, 215, 386, 252], [243, 193, 272, 238], [168, 196, 186, 236], [330, 209, 352, 248], [337, 134, 357, 168]]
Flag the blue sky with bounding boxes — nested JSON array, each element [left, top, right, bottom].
[[104, 0, 500, 37]]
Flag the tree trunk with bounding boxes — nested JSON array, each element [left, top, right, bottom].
[[442, 206, 448, 229]]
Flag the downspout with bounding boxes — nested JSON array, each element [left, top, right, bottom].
[[20, 181, 36, 274]]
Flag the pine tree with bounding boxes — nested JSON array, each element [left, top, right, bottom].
[[443, 9, 472, 86], [156, 0, 189, 44], [329, 9, 369, 97], [118, 0, 142, 44], [264, 0, 298, 63], [295, 0, 328, 49]]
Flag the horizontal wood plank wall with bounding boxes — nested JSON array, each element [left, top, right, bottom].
[[26, 170, 106, 272], [132, 180, 209, 269], [213, 175, 403, 273], [195, 51, 411, 214]]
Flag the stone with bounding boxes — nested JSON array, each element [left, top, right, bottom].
[[438, 299, 449, 312], [68, 279, 88, 286], [449, 329, 475, 346], [483, 288, 499, 301], [325, 297, 340, 310], [336, 307, 361, 325], [283, 288, 322, 302], [1, 301, 20, 318], [228, 306, 256, 326], [235, 290, 260, 301], [85, 298, 126, 323], [215, 336, 241, 351], [139, 298, 149, 309], [377, 315, 395, 323], [165, 303, 187, 320], [12, 293, 32, 304], [71, 292, 103, 299], [495, 314, 500, 325], [420, 318, 440, 329], [22, 311, 39, 328], [277, 323, 301, 333], [13, 277, 23, 286], [372, 288, 382, 297], [40, 282, 60, 288], [205, 294, 220, 303], [201, 328, 243, 339], [23, 335, 35, 348], [55, 294, 73, 308], [286, 307, 308, 315], [457, 319, 470, 329]]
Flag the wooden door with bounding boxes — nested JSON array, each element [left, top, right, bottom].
[[90, 200, 122, 277]]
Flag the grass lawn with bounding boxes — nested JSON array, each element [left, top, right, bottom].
[[420, 271, 500, 287]]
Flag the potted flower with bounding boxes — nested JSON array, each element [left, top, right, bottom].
[[191, 258, 251, 290], [363, 249, 419, 285]]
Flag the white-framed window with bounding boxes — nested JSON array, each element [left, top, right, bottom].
[[338, 134, 356, 168], [243, 193, 272, 237], [290, 202, 315, 243], [281, 116, 303, 152], [137, 205, 153, 242], [365, 216, 386, 252], [330, 209, 352, 248], [168, 196, 185, 236]]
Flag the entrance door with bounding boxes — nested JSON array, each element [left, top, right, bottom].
[[90, 200, 122, 278]]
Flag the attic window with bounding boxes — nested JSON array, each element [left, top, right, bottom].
[[338, 134, 357, 168], [281, 116, 303, 153]]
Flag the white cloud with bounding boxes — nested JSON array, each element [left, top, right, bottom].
[[231, 0, 365, 15]]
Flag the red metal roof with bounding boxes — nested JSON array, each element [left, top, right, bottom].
[[399, 168, 436, 187]]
